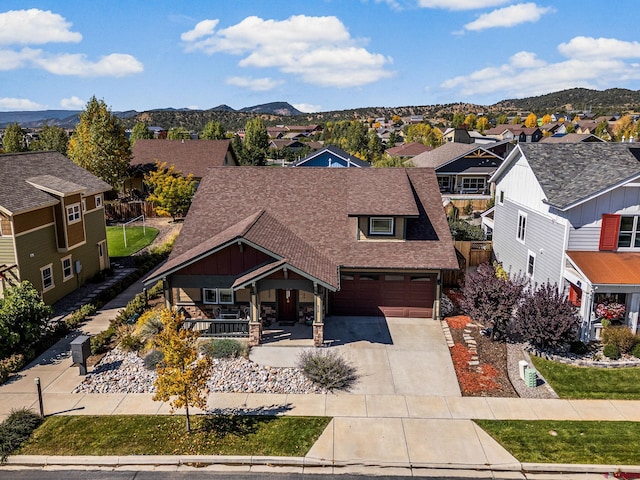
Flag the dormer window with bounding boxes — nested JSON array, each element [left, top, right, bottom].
[[369, 217, 394, 236], [66, 204, 81, 224]]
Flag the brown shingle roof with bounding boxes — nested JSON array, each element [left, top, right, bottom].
[[410, 143, 478, 168], [385, 142, 432, 157], [131, 139, 237, 178], [0, 151, 112, 215], [150, 167, 457, 285]]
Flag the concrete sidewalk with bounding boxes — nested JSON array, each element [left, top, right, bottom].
[[2, 280, 640, 477]]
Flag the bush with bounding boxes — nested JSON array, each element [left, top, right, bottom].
[[632, 343, 640, 359], [114, 292, 148, 326], [64, 303, 97, 330], [601, 326, 638, 355], [297, 349, 358, 391], [135, 310, 164, 341], [448, 219, 485, 241], [440, 294, 455, 317], [0, 354, 25, 384], [603, 343, 621, 360], [143, 349, 164, 370], [0, 408, 42, 462], [90, 326, 116, 355], [511, 282, 580, 351], [117, 325, 144, 352], [200, 339, 246, 359], [569, 341, 588, 355]]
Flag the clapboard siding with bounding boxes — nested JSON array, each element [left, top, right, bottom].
[[493, 200, 566, 286]]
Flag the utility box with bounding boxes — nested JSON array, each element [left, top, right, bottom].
[[70, 335, 91, 375], [525, 368, 537, 388], [518, 360, 528, 380]]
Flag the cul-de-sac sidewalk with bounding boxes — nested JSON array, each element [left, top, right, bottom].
[[1, 278, 640, 478]]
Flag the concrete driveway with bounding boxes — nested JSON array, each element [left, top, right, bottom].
[[250, 316, 461, 397]]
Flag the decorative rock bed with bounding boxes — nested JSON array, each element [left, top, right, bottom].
[[73, 347, 327, 395]]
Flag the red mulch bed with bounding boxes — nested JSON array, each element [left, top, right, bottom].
[[446, 315, 518, 397]]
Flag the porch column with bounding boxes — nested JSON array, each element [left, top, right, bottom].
[[434, 273, 442, 320], [162, 278, 171, 309], [248, 283, 262, 346], [313, 283, 324, 347]]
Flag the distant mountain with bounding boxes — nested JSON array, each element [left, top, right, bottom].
[[2, 89, 639, 131], [238, 102, 303, 116]]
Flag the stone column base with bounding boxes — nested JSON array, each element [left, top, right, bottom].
[[249, 321, 262, 346], [313, 322, 324, 347]]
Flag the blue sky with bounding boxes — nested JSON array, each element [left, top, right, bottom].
[[1, 0, 640, 113]]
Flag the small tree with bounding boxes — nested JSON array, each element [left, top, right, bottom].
[[30, 124, 68, 154], [243, 117, 269, 165], [145, 162, 196, 220], [524, 113, 538, 128], [129, 122, 153, 146], [167, 127, 191, 140], [153, 308, 212, 433], [460, 263, 527, 340], [2, 123, 26, 153], [511, 282, 579, 351], [0, 281, 53, 358], [201, 121, 226, 140]]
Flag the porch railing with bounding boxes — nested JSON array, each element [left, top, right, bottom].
[[183, 319, 249, 338]]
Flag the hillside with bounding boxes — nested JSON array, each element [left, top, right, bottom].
[[2, 88, 639, 130]]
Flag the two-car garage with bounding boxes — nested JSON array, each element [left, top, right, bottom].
[[329, 272, 437, 318]]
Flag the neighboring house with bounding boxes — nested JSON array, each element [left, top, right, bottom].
[[539, 133, 605, 144], [290, 145, 370, 168], [485, 125, 542, 143], [385, 142, 432, 160], [127, 139, 238, 193], [144, 167, 458, 346], [411, 142, 510, 195], [0, 151, 112, 304], [488, 143, 640, 341]]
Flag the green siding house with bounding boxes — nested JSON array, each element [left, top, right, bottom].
[[0, 151, 112, 304]]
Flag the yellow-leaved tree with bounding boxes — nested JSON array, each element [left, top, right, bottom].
[[144, 162, 196, 220], [153, 308, 212, 433], [524, 113, 538, 128]]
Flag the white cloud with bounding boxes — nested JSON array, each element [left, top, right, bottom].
[[417, 0, 510, 10], [35, 52, 143, 77], [440, 37, 640, 100], [464, 3, 553, 31], [558, 36, 640, 60], [0, 97, 45, 111], [0, 9, 82, 46], [181, 15, 394, 88], [292, 103, 322, 113], [60, 96, 85, 109], [226, 76, 284, 91], [0, 47, 41, 71], [180, 19, 219, 42]]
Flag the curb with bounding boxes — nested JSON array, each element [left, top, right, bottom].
[[4, 455, 640, 476]]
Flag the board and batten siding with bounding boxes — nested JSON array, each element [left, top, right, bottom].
[[493, 200, 567, 287], [565, 185, 640, 251], [495, 150, 550, 215]]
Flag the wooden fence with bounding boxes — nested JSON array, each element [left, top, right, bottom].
[[454, 240, 492, 267], [104, 201, 158, 221]]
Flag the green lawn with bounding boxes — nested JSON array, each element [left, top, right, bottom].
[[18, 415, 331, 457], [107, 226, 158, 257], [475, 420, 640, 465], [532, 356, 640, 399]]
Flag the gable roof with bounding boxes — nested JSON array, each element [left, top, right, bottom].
[[290, 144, 370, 168], [539, 133, 605, 143], [146, 167, 458, 287], [0, 151, 112, 215], [385, 142, 433, 157], [410, 142, 505, 169], [131, 139, 237, 178], [493, 143, 640, 211]]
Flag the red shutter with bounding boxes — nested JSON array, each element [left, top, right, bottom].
[[599, 214, 621, 251]]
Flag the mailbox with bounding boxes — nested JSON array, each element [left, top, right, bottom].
[[70, 335, 91, 375]]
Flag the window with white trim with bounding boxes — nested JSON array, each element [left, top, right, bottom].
[[202, 288, 234, 304], [95, 194, 103, 208], [517, 211, 527, 243], [618, 215, 640, 249], [41, 264, 54, 291], [461, 177, 486, 191], [66, 203, 81, 224], [498, 190, 505, 205], [369, 217, 394, 236], [527, 251, 536, 277], [61, 256, 73, 281]]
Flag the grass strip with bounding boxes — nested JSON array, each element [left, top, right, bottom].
[[107, 226, 158, 257], [475, 420, 640, 465], [532, 356, 640, 399], [19, 415, 330, 457]]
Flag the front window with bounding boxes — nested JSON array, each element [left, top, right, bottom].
[[41, 264, 54, 291], [369, 217, 394, 236], [202, 288, 234, 304], [95, 194, 103, 208], [66, 204, 81, 224], [618, 216, 640, 248], [218, 288, 234, 304], [461, 177, 486, 191], [61, 256, 73, 281], [527, 251, 535, 277], [203, 288, 218, 304], [437, 176, 451, 190], [517, 211, 527, 243]]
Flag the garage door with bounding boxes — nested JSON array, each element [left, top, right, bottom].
[[330, 273, 436, 318]]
